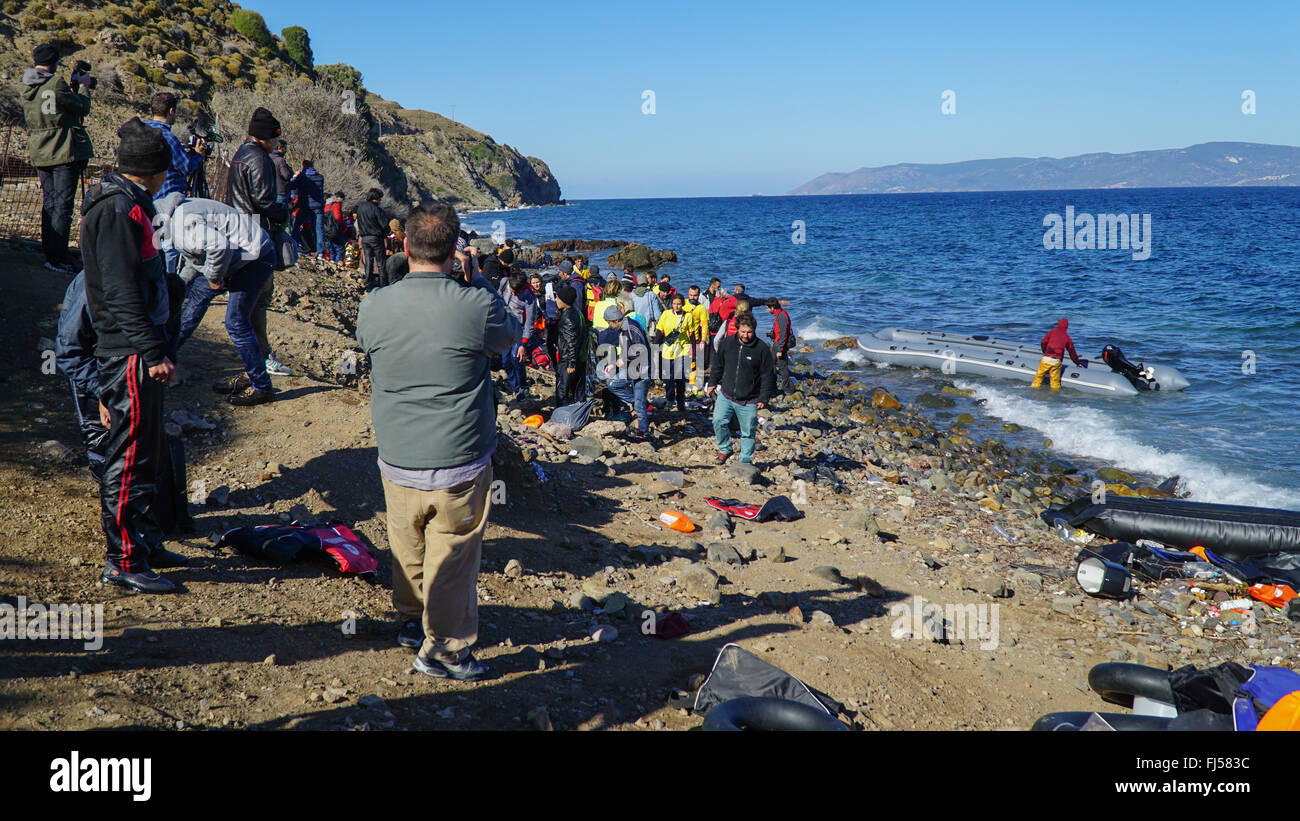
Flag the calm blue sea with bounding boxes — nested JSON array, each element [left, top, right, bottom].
[[463, 189, 1300, 510]]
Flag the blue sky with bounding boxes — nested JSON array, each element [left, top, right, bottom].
[[256, 0, 1300, 199]]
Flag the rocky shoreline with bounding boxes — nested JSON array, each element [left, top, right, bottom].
[[2, 246, 1293, 732]]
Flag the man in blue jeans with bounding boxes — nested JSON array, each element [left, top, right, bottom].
[[598, 304, 653, 442], [288, 158, 325, 256], [156, 193, 276, 406], [707, 313, 775, 464]]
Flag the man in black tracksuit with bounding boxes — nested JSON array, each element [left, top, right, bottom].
[[80, 118, 183, 594], [354, 188, 389, 290]]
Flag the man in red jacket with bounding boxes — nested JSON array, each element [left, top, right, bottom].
[[765, 297, 794, 392], [1031, 318, 1086, 390]]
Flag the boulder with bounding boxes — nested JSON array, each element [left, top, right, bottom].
[[870, 388, 901, 410], [581, 420, 627, 438], [914, 393, 956, 409], [679, 564, 720, 601], [707, 543, 743, 565], [539, 421, 572, 440], [821, 336, 860, 351], [567, 436, 605, 462], [724, 461, 761, 485], [1097, 467, 1137, 484], [606, 242, 677, 270]]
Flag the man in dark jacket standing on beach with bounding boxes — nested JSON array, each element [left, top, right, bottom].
[[21, 43, 93, 273], [553, 284, 587, 405], [226, 107, 291, 384], [356, 202, 519, 681], [80, 118, 184, 594], [354, 188, 388, 289], [707, 313, 775, 465]]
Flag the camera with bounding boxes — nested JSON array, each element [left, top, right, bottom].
[[70, 60, 97, 91]]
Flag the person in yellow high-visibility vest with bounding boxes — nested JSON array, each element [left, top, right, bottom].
[[655, 292, 702, 412]]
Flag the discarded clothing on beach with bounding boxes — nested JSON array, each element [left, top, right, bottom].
[[704, 495, 804, 523], [219, 521, 378, 577], [793, 465, 844, 492]]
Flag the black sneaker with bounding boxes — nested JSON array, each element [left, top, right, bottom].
[[100, 563, 176, 594], [413, 653, 490, 681], [148, 547, 189, 568], [212, 374, 250, 395], [228, 386, 275, 406], [397, 619, 423, 649]]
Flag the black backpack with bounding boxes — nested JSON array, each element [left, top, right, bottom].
[[322, 211, 343, 241]]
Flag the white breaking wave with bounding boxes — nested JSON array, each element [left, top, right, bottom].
[[798, 317, 846, 342], [834, 348, 869, 367], [957, 380, 1300, 510]]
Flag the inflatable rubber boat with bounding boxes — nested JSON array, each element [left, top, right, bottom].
[[857, 328, 1190, 397], [1044, 496, 1300, 560]]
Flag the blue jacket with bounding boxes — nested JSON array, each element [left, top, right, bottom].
[[144, 119, 203, 199], [55, 273, 100, 397], [288, 166, 325, 209]]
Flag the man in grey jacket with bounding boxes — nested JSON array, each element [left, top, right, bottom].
[[356, 202, 518, 681], [155, 193, 276, 405]]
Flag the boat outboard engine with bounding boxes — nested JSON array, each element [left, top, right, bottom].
[[1101, 344, 1157, 391]]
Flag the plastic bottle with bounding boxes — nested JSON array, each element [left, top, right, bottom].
[[1179, 561, 1221, 580], [659, 511, 696, 533]]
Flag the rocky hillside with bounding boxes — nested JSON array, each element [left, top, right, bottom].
[[0, 0, 561, 208]]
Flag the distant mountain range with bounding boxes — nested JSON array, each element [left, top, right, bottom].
[[787, 142, 1300, 195]]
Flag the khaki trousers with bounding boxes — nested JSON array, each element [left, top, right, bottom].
[[382, 465, 493, 663]]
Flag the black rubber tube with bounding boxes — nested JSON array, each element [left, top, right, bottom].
[[1032, 711, 1174, 732], [702, 697, 848, 731], [1088, 663, 1175, 709]]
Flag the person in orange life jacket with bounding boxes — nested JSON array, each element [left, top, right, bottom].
[[526, 272, 551, 369], [499, 270, 539, 395], [1031, 317, 1087, 390], [584, 263, 604, 322], [766, 297, 794, 392]]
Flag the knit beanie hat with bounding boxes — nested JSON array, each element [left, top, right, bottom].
[[249, 107, 281, 140], [116, 117, 170, 176], [33, 43, 60, 66], [556, 284, 577, 306]]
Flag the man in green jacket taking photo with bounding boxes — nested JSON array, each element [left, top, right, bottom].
[[356, 202, 519, 682], [21, 43, 94, 274]]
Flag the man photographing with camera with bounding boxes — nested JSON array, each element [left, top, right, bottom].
[[145, 92, 209, 276], [21, 43, 93, 274]]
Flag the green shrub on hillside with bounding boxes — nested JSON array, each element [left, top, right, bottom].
[[2, 1, 20, 14], [281, 25, 312, 68], [230, 8, 273, 47], [165, 50, 195, 70], [317, 63, 362, 93], [145, 65, 166, 84]]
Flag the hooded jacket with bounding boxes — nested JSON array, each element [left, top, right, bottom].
[[154, 193, 273, 286], [226, 138, 288, 228], [499, 281, 539, 346], [288, 165, 325, 209], [55, 272, 100, 396], [80, 172, 170, 369], [632, 285, 663, 326], [21, 67, 92, 167], [710, 332, 776, 405], [1040, 318, 1082, 365]]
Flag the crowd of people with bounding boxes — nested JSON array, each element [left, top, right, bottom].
[[23, 41, 801, 680]]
